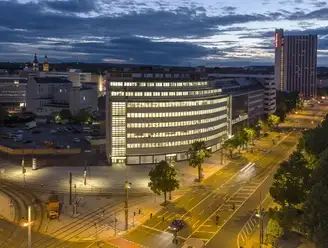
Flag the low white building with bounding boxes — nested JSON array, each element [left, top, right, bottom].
[[26, 77, 97, 116]]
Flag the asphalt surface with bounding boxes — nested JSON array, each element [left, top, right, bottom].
[[106, 101, 327, 248]]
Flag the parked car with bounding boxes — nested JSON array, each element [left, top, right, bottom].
[[73, 138, 80, 143], [50, 129, 57, 134]]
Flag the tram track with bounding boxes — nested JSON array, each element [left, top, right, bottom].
[[0, 180, 45, 248], [32, 196, 149, 248]]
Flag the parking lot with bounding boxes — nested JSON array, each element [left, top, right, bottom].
[[0, 123, 92, 151]]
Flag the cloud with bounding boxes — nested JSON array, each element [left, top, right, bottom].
[[43, 0, 98, 13], [0, 0, 327, 65], [312, 1, 327, 8]]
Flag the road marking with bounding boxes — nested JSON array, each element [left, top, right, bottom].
[[199, 210, 204, 215], [202, 224, 212, 227], [236, 193, 272, 248], [192, 220, 200, 228], [190, 147, 295, 244], [141, 224, 170, 234], [194, 231, 216, 234]]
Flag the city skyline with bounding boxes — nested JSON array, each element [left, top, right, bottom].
[[0, 0, 327, 66]]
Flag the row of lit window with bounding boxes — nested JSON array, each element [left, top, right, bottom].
[[110, 82, 208, 87], [112, 147, 126, 156], [127, 131, 227, 148], [127, 115, 227, 128], [127, 97, 228, 108], [127, 106, 226, 118], [127, 123, 227, 138], [111, 89, 222, 97]]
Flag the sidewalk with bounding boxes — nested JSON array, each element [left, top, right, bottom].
[[0, 191, 15, 222], [0, 151, 225, 195]]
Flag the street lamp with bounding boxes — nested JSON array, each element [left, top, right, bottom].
[[256, 208, 265, 247], [124, 180, 132, 231], [83, 166, 87, 186], [21, 206, 33, 248]]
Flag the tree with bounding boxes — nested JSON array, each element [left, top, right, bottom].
[[303, 148, 328, 247], [188, 141, 211, 182], [148, 160, 180, 204], [223, 138, 239, 158], [74, 110, 93, 124], [265, 219, 284, 246], [268, 114, 280, 130], [236, 129, 248, 150], [59, 109, 72, 120], [270, 151, 311, 208], [275, 101, 287, 122], [243, 127, 256, 145]]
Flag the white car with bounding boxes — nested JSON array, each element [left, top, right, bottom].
[[73, 138, 80, 143], [50, 129, 57, 134]]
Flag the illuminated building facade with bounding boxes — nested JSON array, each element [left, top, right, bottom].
[[274, 28, 318, 97], [106, 79, 229, 165]]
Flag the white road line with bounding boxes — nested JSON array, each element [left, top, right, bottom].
[[192, 220, 200, 229], [199, 210, 204, 215], [194, 231, 216, 234]]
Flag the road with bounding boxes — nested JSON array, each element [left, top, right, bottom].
[[105, 101, 327, 248]]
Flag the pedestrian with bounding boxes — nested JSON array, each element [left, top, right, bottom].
[[162, 216, 164, 222], [150, 213, 153, 218], [138, 209, 141, 214]]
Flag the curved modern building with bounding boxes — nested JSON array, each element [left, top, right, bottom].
[[106, 79, 229, 165]]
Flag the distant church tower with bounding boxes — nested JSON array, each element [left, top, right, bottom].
[[33, 53, 39, 71], [43, 55, 49, 72]]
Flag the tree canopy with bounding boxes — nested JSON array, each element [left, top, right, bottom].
[[188, 141, 211, 182], [268, 114, 280, 130], [265, 219, 284, 246], [148, 160, 180, 204], [59, 109, 72, 120], [74, 110, 93, 124], [303, 148, 328, 247], [270, 151, 311, 208]]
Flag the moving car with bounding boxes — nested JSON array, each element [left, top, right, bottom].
[[168, 219, 188, 232]]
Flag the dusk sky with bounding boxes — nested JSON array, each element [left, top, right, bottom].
[[0, 0, 328, 66]]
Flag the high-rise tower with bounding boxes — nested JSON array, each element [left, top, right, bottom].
[[274, 29, 317, 98]]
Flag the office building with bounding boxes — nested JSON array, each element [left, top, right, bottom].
[[26, 77, 97, 116], [106, 77, 229, 165], [209, 74, 276, 114], [0, 76, 27, 111], [274, 29, 318, 97]]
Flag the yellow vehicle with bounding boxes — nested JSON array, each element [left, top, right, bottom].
[[46, 194, 59, 219]]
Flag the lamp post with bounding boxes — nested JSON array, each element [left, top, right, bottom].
[[83, 165, 87, 186], [124, 180, 131, 231], [22, 206, 32, 248]]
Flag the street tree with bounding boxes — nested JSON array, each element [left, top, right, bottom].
[[236, 129, 248, 149], [223, 138, 239, 158], [59, 109, 72, 120], [148, 160, 180, 204], [265, 219, 284, 247], [268, 114, 280, 130], [303, 148, 328, 247], [243, 127, 256, 145], [188, 141, 211, 182], [270, 151, 311, 208], [74, 110, 93, 124]]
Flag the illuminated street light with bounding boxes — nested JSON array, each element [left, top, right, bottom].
[[21, 206, 33, 248], [124, 180, 132, 230]]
